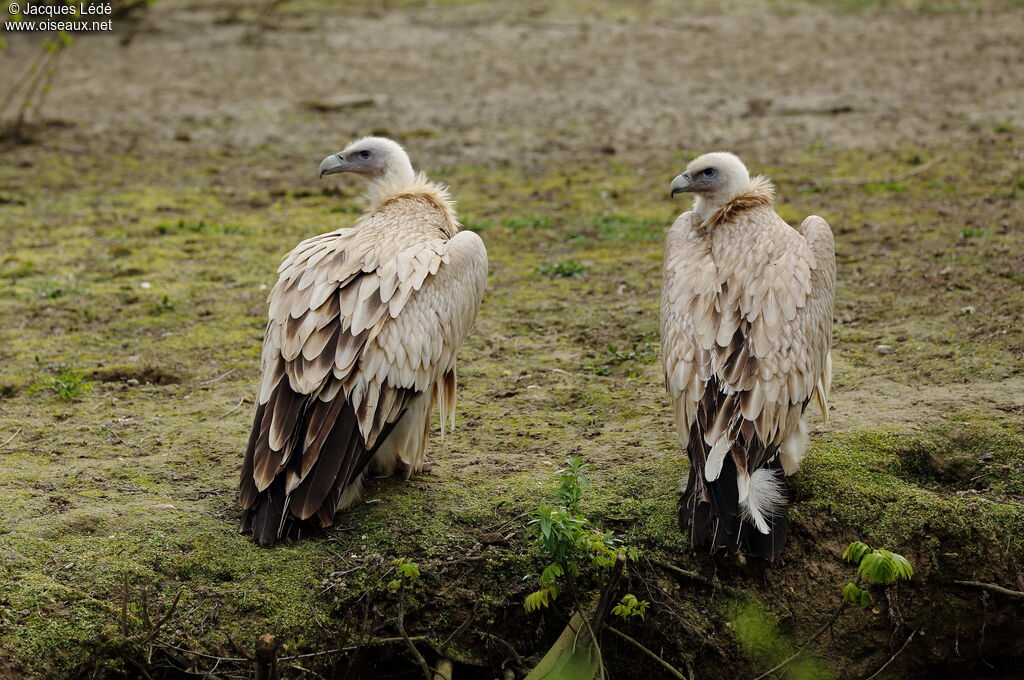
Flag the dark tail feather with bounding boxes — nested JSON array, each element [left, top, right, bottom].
[[679, 456, 789, 560], [240, 397, 409, 546], [241, 475, 304, 546]]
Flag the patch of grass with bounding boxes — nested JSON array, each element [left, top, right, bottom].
[[25, 280, 86, 299], [148, 294, 175, 315], [590, 213, 664, 241], [957, 228, 990, 239], [156, 219, 248, 235], [26, 367, 92, 402], [584, 337, 658, 376], [536, 260, 588, 278], [503, 216, 555, 229]]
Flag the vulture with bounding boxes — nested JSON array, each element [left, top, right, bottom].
[[239, 137, 488, 545], [662, 152, 835, 560]]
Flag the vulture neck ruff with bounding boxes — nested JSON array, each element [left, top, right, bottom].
[[364, 172, 460, 236], [699, 175, 776, 232]]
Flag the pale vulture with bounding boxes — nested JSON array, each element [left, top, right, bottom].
[[662, 152, 835, 559], [239, 137, 488, 545]]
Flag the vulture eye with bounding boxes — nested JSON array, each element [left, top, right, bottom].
[[703, 168, 717, 178], [358, 150, 371, 160]]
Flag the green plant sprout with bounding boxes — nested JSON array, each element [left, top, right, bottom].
[[27, 367, 91, 402], [841, 541, 914, 606]]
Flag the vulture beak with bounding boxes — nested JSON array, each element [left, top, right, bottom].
[[319, 153, 349, 178], [670, 173, 694, 197]]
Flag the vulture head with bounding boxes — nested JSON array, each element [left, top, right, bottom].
[[319, 136, 415, 185], [670, 152, 751, 219]]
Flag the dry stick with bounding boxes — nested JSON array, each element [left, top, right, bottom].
[[482, 510, 531, 533], [953, 580, 1024, 599], [152, 642, 248, 663], [650, 558, 719, 589], [218, 396, 246, 419], [280, 636, 429, 661], [750, 602, 848, 680], [198, 368, 237, 387], [862, 628, 919, 680], [0, 429, 21, 449], [820, 154, 948, 187], [440, 601, 481, 653], [398, 581, 433, 680], [606, 626, 689, 680], [134, 588, 184, 645]]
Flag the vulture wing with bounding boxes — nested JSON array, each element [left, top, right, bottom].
[[240, 204, 487, 545]]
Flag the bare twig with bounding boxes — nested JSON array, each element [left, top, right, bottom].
[[862, 628, 918, 680], [398, 582, 432, 680], [750, 602, 847, 680], [819, 154, 947, 187], [476, 630, 525, 669], [218, 396, 246, 420], [606, 626, 689, 680], [953, 580, 1024, 599], [198, 369, 237, 387], [134, 588, 184, 644], [482, 510, 531, 533], [279, 636, 428, 661], [440, 601, 481, 653], [650, 558, 719, 589], [0, 429, 21, 449], [152, 642, 248, 663]]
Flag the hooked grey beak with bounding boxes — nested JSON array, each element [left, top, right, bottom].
[[319, 153, 348, 178], [669, 173, 693, 197]]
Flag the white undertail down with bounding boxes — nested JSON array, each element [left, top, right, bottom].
[[738, 468, 787, 534]]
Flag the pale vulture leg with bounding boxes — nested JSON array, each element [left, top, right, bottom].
[[372, 391, 432, 478], [336, 471, 367, 512]]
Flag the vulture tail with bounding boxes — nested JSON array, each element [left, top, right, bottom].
[[679, 378, 790, 561], [681, 441, 789, 561], [240, 391, 408, 547]]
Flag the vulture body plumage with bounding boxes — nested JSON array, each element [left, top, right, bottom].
[[662, 152, 835, 560], [239, 137, 487, 545]]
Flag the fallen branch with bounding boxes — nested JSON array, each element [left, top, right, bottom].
[[862, 628, 918, 680], [953, 580, 1024, 600], [606, 626, 689, 680], [650, 558, 719, 589]]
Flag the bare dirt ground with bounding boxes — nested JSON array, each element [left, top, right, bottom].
[[1, 1, 1023, 678]]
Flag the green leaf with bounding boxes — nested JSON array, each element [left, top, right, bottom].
[[842, 541, 871, 565], [524, 589, 550, 613], [858, 552, 897, 584], [841, 582, 863, 604], [890, 552, 914, 580]]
